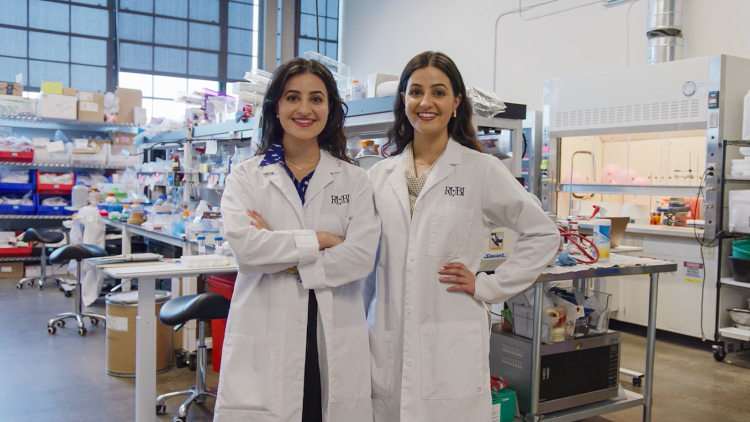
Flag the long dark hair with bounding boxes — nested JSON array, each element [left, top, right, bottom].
[[257, 58, 351, 163], [383, 51, 480, 156]]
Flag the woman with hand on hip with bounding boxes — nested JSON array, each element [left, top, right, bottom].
[[366, 51, 559, 422], [215, 58, 380, 422]]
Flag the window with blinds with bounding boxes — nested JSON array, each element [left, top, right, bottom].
[[0, 0, 113, 92], [297, 0, 338, 60]]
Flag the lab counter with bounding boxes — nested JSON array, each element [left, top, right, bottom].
[[624, 223, 704, 238]]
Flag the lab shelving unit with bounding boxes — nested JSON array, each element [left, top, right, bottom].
[[711, 139, 750, 361], [0, 116, 139, 266]]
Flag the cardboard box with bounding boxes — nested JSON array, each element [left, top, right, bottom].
[[24, 265, 41, 278], [77, 91, 104, 122], [115, 87, 143, 123], [0, 95, 36, 117], [48, 263, 70, 276], [0, 262, 24, 279], [0, 82, 23, 96], [63, 87, 77, 96], [38, 94, 77, 120]]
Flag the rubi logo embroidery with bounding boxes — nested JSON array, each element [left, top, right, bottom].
[[444, 186, 465, 197], [331, 194, 350, 205]]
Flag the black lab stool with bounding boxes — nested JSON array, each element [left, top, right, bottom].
[[47, 244, 108, 336], [16, 229, 66, 290], [155, 292, 230, 422]]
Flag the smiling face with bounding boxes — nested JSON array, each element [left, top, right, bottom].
[[402, 66, 462, 140], [277, 72, 329, 145]]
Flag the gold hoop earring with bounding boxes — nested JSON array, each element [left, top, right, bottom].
[[453, 109, 457, 118]]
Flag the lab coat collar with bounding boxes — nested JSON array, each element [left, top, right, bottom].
[[261, 161, 306, 223], [303, 150, 340, 208], [385, 153, 411, 221], [416, 138, 463, 204]]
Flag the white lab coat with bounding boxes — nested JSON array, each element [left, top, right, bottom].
[[366, 139, 559, 422], [214, 151, 381, 422], [68, 205, 106, 306]]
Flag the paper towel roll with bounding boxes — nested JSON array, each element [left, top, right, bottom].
[[621, 203, 649, 224]]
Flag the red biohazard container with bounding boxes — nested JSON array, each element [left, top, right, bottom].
[[205, 273, 236, 373]]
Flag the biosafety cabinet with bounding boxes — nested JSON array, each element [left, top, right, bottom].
[[542, 55, 750, 345]]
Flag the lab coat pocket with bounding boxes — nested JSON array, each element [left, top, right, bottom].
[[319, 213, 349, 238], [419, 321, 484, 400], [427, 206, 474, 257], [369, 330, 396, 400], [329, 326, 372, 402], [218, 334, 280, 413]]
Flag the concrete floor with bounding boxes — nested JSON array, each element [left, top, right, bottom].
[[1, 277, 749, 422]]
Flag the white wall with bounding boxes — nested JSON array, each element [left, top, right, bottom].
[[341, 0, 750, 111]]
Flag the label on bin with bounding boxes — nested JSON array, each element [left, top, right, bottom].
[[492, 403, 500, 421], [108, 315, 128, 332]]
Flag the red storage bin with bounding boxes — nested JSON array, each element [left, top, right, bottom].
[[0, 150, 33, 162], [37, 171, 75, 194], [0, 242, 32, 257], [206, 273, 236, 373]]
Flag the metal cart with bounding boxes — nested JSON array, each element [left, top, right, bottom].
[[521, 256, 677, 422]]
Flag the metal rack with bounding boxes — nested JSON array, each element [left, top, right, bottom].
[[711, 139, 750, 361]]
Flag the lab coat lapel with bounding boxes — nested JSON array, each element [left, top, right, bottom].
[[304, 151, 338, 208], [262, 164, 305, 224], [386, 154, 411, 221], [417, 139, 463, 203]]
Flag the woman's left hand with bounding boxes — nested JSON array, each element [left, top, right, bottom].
[[246, 209, 270, 231], [438, 262, 476, 295]]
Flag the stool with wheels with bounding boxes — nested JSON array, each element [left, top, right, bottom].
[[46, 244, 108, 336], [16, 228, 66, 290], [155, 292, 230, 422]]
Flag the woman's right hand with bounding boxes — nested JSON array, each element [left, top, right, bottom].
[[316, 231, 344, 249]]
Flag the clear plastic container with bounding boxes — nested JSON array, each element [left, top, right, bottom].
[[120, 204, 131, 222], [197, 236, 206, 255], [214, 237, 223, 255]]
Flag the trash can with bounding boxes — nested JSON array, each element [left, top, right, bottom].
[[105, 290, 173, 377], [206, 273, 236, 373]]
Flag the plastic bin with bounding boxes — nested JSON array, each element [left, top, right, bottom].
[[37, 171, 75, 195], [75, 171, 112, 187], [36, 194, 74, 215], [0, 170, 35, 193], [33, 142, 71, 165], [0, 150, 33, 162], [0, 193, 36, 215], [0, 242, 32, 257], [206, 273, 236, 373]]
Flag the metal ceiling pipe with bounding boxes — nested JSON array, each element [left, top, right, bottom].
[[647, 0, 684, 64]]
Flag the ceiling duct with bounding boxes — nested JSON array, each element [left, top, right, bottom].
[[647, 0, 684, 64]]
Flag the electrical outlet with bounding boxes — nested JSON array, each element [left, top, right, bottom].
[[707, 163, 716, 171]]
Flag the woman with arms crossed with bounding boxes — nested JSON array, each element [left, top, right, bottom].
[[215, 58, 380, 422], [366, 51, 559, 422]]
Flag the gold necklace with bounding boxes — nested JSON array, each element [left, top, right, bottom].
[[286, 160, 318, 171], [414, 159, 436, 166]]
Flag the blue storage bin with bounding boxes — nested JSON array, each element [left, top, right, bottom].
[[0, 193, 36, 215], [36, 194, 74, 216], [0, 170, 36, 194]]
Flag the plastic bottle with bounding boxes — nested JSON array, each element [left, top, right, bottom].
[[155, 194, 166, 206], [120, 204, 131, 222], [71, 180, 89, 209], [105, 193, 117, 212], [194, 200, 210, 222], [592, 218, 611, 262], [355, 140, 369, 158], [197, 236, 206, 256], [743, 89, 750, 140], [131, 200, 143, 213]]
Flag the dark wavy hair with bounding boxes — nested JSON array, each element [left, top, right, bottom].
[[383, 51, 481, 156], [257, 58, 351, 163]]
